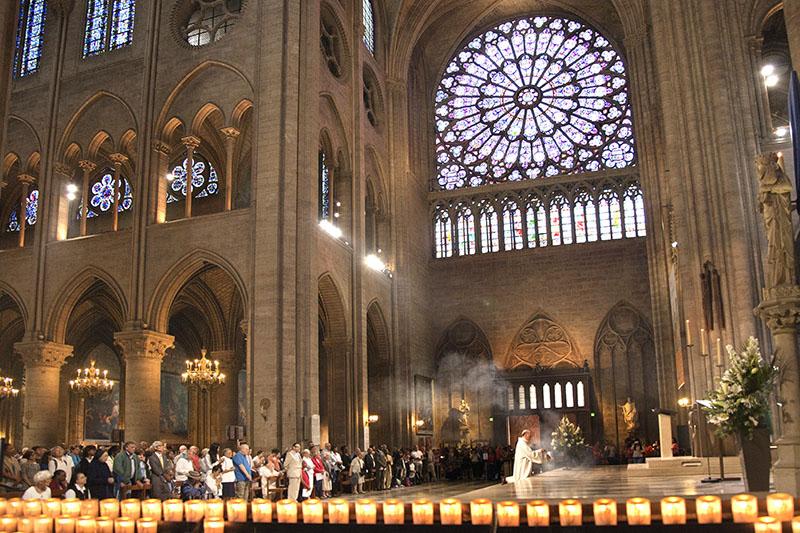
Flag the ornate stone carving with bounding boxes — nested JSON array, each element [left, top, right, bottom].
[[152, 141, 171, 157], [108, 153, 129, 166], [505, 313, 579, 369], [755, 286, 800, 334], [181, 136, 201, 150], [14, 341, 72, 368], [78, 160, 97, 173], [219, 127, 240, 141], [114, 330, 174, 361], [756, 152, 795, 287], [53, 163, 73, 177]]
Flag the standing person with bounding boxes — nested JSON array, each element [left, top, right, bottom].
[[48, 446, 73, 484], [383, 446, 393, 489], [299, 449, 314, 502], [283, 443, 302, 501], [68, 446, 82, 469], [310, 446, 325, 498], [219, 448, 236, 498], [349, 450, 364, 495], [232, 443, 253, 501], [113, 441, 146, 499], [21, 450, 40, 488], [205, 465, 223, 498], [374, 447, 387, 491], [77, 445, 96, 477], [148, 442, 169, 501], [86, 451, 114, 499], [174, 449, 193, 484], [189, 447, 201, 472]]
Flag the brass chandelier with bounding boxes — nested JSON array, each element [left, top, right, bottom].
[[181, 349, 225, 389], [69, 360, 114, 397], [0, 374, 19, 400]]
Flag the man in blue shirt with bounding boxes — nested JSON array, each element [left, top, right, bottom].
[[232, 443, 252, 500]]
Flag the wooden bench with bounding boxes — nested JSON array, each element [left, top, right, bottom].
[[120, 482, 151, 499]]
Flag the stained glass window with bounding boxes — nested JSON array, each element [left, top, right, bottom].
[[434, 15, 636, 190], [623, 184, 646, 237], [598, 188, 622, 240], [76, 171, 133, 218], [167, 155, 219, 203], [83, 0, 134, 57], [318, 150, 331, 220], [14, 0, 47, 78], [6, 189, 39, 232], [479, 204, 499, 253], [362, 0, 374, 54], [502, 200, 524, 250], [550, 194, 569, 246], [518, 385, 526, 410], [573, 189, 598, 243], [507, 385, 514, 411], [185, 0, 241, 47], [434, 208, 453, 258], [456, 205, 476, 256]]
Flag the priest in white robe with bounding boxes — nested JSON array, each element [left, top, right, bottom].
[[511, 429, 546, 483]]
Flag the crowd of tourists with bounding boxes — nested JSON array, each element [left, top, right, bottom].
[[0, 441, 522, 502]]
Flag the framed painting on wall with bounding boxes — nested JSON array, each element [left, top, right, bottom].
[[414, 375, 434, 435], [84, 385, 120, 442], [160, 372, 188, 437]]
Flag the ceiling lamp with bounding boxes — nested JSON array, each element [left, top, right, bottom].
[[69, 361, 113, 397], [182, 349, 226, 390], [0, 374, 19, 400]]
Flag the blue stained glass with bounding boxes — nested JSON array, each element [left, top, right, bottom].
[[76, 173, 133, 218], [6, 189, 39, 231], [110, 0, 135, 50], [6, 211, 20, 232], [14, 0, 47, 77], [83, 0, 108, 57], [83, 0, 134, 57], [167, 157, 218, 203], [318, 150, 330, 220]]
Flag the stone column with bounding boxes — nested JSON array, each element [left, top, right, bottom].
[[53, 163, 74, 241], [108, 153, 128, 232], [220, 127, 240, 212], [211, 350, 239, 441], [14, 341, 72, 446], [784, 0, 800, 69], [0, 180, 6, 205], [152, 141, 171, 223], [114, 330, 174, 443], [77, 160, 96, 237], [16, 174, 35, 248], [181, 136, 201, 219]]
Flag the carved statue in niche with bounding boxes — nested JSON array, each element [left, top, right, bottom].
[[506, 314, 579, 369], [458, 399, 471, 444], [620, 397, 638, 434], [756, 152, 795, 287]]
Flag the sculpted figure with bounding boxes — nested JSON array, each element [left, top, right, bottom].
[[620, 397, 638, 433], [756, 152, 795, 287]]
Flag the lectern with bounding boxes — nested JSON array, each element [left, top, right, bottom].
[[653, 408, 675, 459]]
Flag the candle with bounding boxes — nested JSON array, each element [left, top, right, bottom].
[[134, 518, 156, 533], [183, 501, 204, 522], [23, 502, 41, 518], [75, 517, 96, 533], [8, 499, 23, 517], [139, 501, 160, 522], [119, 501, 139, 520], [0, 515, 16, 533], [731, 494, 759, 523], [559, 499, 582, 527], [767, 492, 795, 521], [162, 500, 183, 522], [626, 498, 651, 525], [60, 501, 81, 519], [205, 500, 224, 520], [695, 495, 722, 524], [355, 499, 377, 525], [78, 503, 97, 520], [716, 338, 722, 366], [700, 328, 708, 354], [792, 516, 800, 533], [55, 517, 74, 533], [276, 500, 297, 524], [412, 500, 433, 525], [0, 500, 6, 515], [225, 499, 248, 523], [685, 320, 692, 346], [593, 498, 617, 526], [33, 516, 52, 533], [439, 499, 462, 526], [202, 518, 224, 533], [111, 518, 133, 533], [327, 499, 349, 525], [17, 517, 33, 533], [98, 501, 119, 520], [301, 499, 323, 524], [496, 502, 519, 527], [250, 500, 272, 523], [382, 499, 404, 525], [660, 496, 686, 525], [526, 500, 550, 527], [755, 516, 782, 533], [94, 518, 112, 533], [469, 499, 492, 526]]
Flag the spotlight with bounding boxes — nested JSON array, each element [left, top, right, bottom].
[[66, 183, 78, 194], [365, 254, 386, 272], [765, 74, 780, 87], [775, 126, 788, 138], [367, 414, 379, 424], [66, 192, 77, 201], [319, 219, 343, 239], [760, 64, 775, 77], [677, 397, 691, 408], [165, 172, 175, 182], [671, 241, 678, 248]]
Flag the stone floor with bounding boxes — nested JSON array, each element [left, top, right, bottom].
[[337, 465, 748, 503]]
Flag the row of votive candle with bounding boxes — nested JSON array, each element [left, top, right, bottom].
[[0, 515, 157, 533]]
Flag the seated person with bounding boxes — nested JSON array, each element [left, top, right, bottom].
[[49, 469, 68, 498], [181, 471, 205, 501]]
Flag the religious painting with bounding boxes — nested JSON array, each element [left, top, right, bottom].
[[414, 375, 433, 435], [160, 372, 188, 437], [84, 385, 119, 442]]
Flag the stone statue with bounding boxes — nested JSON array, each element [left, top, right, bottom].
[[458, 399, 471, 444], [756, 152, 795, 288], [620, 397, 638, 433]]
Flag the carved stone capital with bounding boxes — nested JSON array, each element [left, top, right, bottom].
[[53, 163, 73, 177], [181, 136, 202, 150], [108, 153, 129, 166], [14, 341, 73, 368], [114, 330, 175, 362], [78, 160, 97, 173], [16, 174, 36, 186], [220, 127, 240, 141], [152, 141, 171, 157], [756, 286, 800, 334]]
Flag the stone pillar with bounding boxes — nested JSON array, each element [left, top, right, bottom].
[[108, 153, 128, 232], [16, 174, 35, 248], [784, 0, 800, 69], [53, 163, 74, 241], [114, 330, 174, 443], [14, 341, 72, 446], [220, 127, 240, 212], [211, 350, 239, 442], [77, 160, 96, 237], [181, 136, 201, 219], [152, 141, 171, 224]]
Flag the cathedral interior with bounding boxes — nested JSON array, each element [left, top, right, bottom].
[[0, 0, 799, 492]]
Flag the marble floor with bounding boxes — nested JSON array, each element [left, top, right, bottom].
[[337, 466, 747, 503]]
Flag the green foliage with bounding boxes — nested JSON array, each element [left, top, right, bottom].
[[550, 415, 586, 461], [701, 337, 777, 439]]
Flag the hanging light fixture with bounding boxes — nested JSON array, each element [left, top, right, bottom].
[[0, 373, 19, 400], [181, 349, 225, 390], [69, 361, 114, 397]]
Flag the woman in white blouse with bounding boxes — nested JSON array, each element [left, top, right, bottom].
[[22, 471, 52, 500]]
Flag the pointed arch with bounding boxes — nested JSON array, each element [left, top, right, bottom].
[[57, 91, 138, 158], [45, 266, 128, 344], [0, 281, 29, 330], [318, 273, 349, 342], [504, 311, 582, 369], [148, 249, 249, 334]]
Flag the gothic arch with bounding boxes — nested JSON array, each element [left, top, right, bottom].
[[318, 273, 348, 342], [57, 91, 138, 159], [366, 300, 391, 444], [0, 282, 29, 330], [504, 311, 582, 369], [318, 273, 350, 446]]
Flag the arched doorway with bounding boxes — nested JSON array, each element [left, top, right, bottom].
[[366, 302, 390, 446], [317, 274, 349, 447]]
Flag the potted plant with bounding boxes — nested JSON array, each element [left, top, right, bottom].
[[551, 415, 587, 467], [700, 337, 777, 491]]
